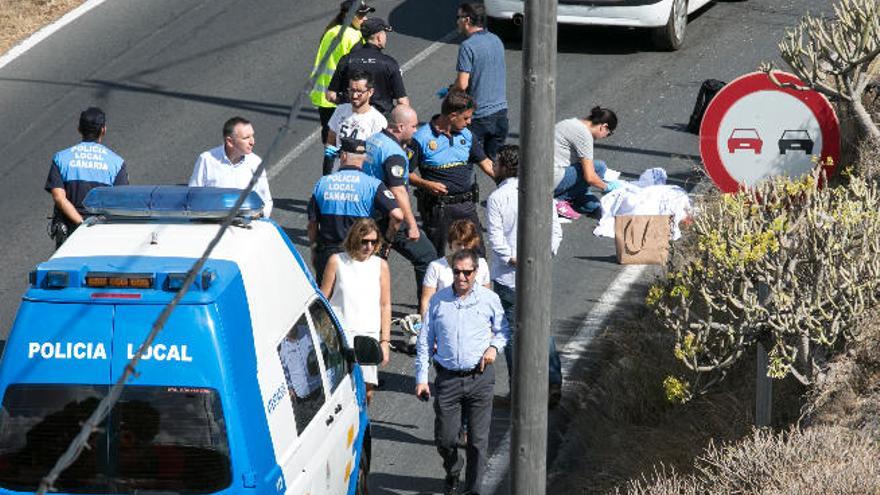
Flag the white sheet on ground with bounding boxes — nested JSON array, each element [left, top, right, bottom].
[[593, 168, 691, 240]]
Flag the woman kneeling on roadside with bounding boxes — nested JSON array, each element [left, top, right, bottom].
[[553, 105, 622, 220], [321, 218, 391, 404]]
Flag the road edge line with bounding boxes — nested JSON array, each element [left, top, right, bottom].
[[482, 264, 649, 494], [267, 29, 459, 180], [0, 0, 110, 72]]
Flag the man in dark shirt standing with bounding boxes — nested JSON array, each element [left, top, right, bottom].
[[45, 107, 128, 248], [451, 2, 508, 160], [409, 91, 495, 255], [326, 17, 410, 115]]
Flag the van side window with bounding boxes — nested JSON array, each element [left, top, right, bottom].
[[277, 314, 326, 434], [308, 300, 349, 393]]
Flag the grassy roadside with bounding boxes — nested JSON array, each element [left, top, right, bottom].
[[0, 0, 85, 56]]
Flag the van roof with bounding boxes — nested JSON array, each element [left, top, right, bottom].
[[31, 219, 318, 348]]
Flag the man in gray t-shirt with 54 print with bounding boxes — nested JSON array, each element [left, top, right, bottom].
[[552, 107, 622, 220]]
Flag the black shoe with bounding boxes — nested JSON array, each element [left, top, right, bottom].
[[444, 474, 461, 495], [548, 383, 562, 409]]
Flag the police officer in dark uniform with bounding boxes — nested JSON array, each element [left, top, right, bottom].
[[363, 105, 437, 298], [326, 17, 410, 115], [409, 91, 495, 256], [308, 137, 403, 284], [45, 107, 128, 248]]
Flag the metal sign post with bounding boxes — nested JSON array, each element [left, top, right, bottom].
[[511, 0, 557, 494]]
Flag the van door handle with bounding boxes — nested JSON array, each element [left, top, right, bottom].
[[326, 415, 335, 426], [334, 404, 342, 414]]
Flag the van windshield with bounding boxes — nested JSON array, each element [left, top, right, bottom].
[[0, 384, 231, 494]]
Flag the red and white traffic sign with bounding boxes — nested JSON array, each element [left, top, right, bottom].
[[700, 71, 840, 193]]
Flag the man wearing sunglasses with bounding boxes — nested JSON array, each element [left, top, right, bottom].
[[323, 70, 387, 175], [415, 249, 509, 495], [308, 137, 403, 283]]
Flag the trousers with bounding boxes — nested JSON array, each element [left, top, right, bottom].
[[493, 281, 562, 386], [469, 108, 509, 160], [420, 200, 484, 257], [385, 222, 437, 300], [553, 159, 608, 210], [312, 243, 344, 286], [434, 363, 495, 494]]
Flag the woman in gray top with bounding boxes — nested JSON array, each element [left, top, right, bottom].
[[552, 106, 621, 219]]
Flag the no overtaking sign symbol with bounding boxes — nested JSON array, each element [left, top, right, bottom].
[[699, 71, 841, 193]]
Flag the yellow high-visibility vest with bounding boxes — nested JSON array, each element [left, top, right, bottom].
[[309, 25, 363, 109]]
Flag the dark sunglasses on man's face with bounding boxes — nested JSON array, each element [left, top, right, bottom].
[[361, 238, 379, 246], [452, 268, 475, 277]]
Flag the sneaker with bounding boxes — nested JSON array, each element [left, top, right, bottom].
[[558, 217, 573, 224], [555, 199, 581, 220]]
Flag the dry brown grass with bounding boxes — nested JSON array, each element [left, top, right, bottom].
[[624, 426, 880, 495], [547, 282, 806, 495], [0, 0, 85, 56]]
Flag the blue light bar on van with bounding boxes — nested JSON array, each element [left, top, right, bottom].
[[83, 185, 264, 219], [45, 271, 69, 289], [165, 269, 215, 291]]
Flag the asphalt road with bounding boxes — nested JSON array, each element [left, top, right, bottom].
[[0, 0, 830, 493]]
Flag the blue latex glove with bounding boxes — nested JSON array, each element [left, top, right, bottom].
[[324, 145, 340, 158], [603, 180, 622, 193], [436, 86, 450, 99]]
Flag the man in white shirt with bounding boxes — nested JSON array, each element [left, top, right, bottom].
[[323, 70, 387, 175], [189, 116, 273, 217], [486, 144, 563, 406]]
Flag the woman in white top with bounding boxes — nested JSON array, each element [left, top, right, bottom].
[[419, 219, 491, 317], [321, 218, 391, 404]]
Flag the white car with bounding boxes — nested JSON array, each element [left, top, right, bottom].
[[485, 0, 715, 50]]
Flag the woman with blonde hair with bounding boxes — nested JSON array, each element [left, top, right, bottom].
[[419, 219, 491, 317], [321, 218, 390, 404]]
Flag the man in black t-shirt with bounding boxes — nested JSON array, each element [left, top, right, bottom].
[[326, 17, 409, 114]]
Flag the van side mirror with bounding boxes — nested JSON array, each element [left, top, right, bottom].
[[353, 336, 382, 365]]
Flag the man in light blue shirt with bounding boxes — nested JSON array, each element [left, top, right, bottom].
[[415, 249, 509, 495]]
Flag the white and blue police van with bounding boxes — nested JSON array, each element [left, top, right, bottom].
[[0, 186, 381, 495]]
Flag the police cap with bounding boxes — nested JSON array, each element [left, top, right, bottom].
[[340, 0, 375, 14], [361, 17, 392, 38], [340, 137, 367, 154]]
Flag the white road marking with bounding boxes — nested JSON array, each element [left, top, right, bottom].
[[0, 0, 110, 72], [481, 264, 649, 494], [267, 29, 459, 180]]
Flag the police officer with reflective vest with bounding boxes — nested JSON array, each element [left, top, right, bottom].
[[309, 0, 373, 145], [308, 137, 403, 284], [326, 17, 410, 115], [364, 105, 437, 297], [409, 91, 495, 255], [45, 107, 128, 248]]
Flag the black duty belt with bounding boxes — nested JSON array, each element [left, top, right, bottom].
[[435, 362, 483, 377], [434, 190, 475, 205]]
